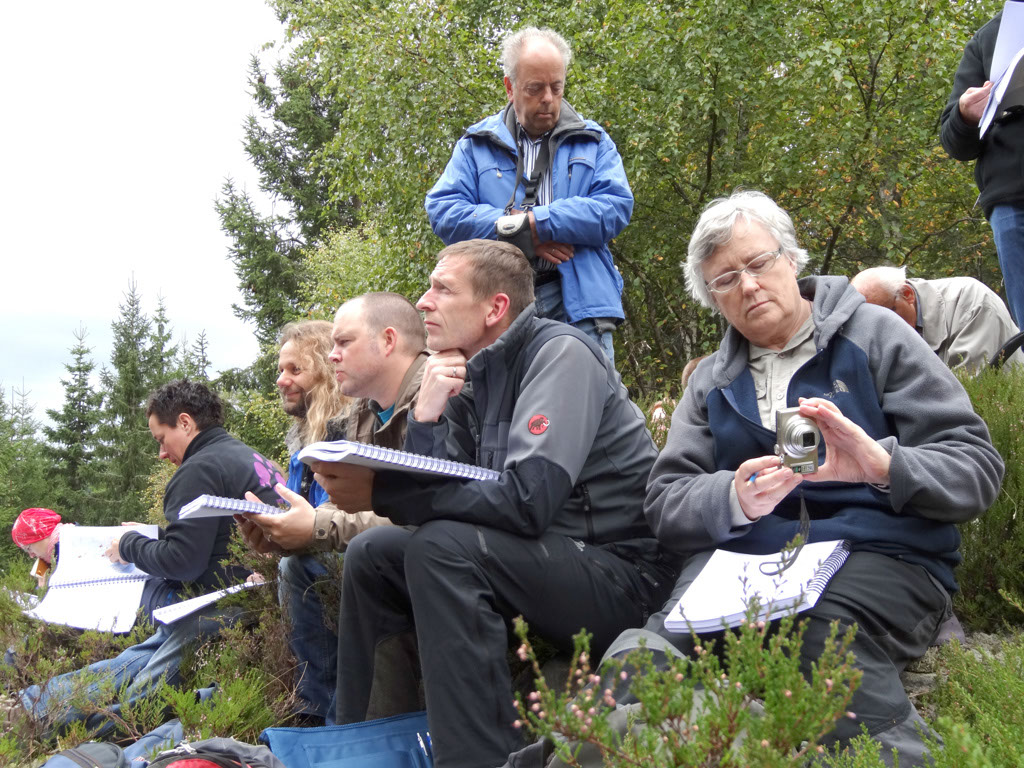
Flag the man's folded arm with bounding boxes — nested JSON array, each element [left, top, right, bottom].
[[425, 141, 506, 244], [310, 502, 392, 552], [532, 136, 633, 247]]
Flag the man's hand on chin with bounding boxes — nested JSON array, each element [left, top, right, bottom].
[[414, 350, 467, 422]]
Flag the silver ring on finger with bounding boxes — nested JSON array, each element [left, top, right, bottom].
[[452, 367, 458, 378]]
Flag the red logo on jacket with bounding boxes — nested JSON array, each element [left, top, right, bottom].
[[528, 414, 549, 435]]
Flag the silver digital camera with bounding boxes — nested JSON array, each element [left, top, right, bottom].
[[774, 407, 821, 474]]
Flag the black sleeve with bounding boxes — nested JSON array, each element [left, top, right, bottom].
[[404, 391, 477, 463], [939, 31, 986, 161], [119, 462, 227, 581], [372, 458, 575, 537]]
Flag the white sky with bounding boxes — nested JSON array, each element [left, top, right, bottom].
[[0, 0, 284, 424]]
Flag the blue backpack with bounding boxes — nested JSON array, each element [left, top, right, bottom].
[[259, 711, 433, 768]]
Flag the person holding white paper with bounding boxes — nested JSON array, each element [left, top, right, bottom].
[[617, 191, 1003, 767], [237, 298, 428, 725], [17, 380, 283, 739], [10, 508, 64, 589], [940, 1, 1024, 324]]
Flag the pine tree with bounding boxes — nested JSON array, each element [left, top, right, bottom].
[[98, 280, 156, 521], [2, 385, 53, 515], [44, 326, 104, 524], [146, 296, 179, 390], [189, 331, 211, 381], [215, 56, 358, 358]]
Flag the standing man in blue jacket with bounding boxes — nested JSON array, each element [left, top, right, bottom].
[[425, 26, 633, 363]]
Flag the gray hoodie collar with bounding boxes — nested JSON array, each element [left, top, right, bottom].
[[500, 100, 590, 144]]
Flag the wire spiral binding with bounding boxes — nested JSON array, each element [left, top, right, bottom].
[[311, 441, 501, 482], [806, 542, 851, 595], [50, 573, 148, 589]]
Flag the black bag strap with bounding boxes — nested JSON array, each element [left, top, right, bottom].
[[147, 752, 241, 768], [502, 115, 552, 215]]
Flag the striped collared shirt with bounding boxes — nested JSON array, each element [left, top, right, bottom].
[[517, 127, 553, 207]]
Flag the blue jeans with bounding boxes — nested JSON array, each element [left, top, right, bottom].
[[19, 604, 236, 738], [991, 204, 1024, 326], [533, 279, 617, 364], [279, 553, 339, 722]]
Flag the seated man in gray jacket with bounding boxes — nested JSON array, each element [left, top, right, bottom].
[[308, 240, 675, 768], [851, 265, 1022, 371]]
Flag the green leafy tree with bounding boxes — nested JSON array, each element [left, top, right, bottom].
[[252, 0, 998, 397], [299, 224, 429, 317], [43, 326, 104, 524], [215, 55, 360, 360]]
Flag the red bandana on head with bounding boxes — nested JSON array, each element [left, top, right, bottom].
[[12, 508, 62, 549]]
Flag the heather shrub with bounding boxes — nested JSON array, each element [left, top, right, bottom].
[[510, 611, 893, 767], [954, 367, 1024, 630]]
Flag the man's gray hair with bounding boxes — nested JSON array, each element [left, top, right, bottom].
[[851, 265, 907, 297], [684, 190, 810, 310], [501, 27, 572, 84]]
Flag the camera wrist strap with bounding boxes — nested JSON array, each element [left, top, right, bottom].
[[759, 491, 810, 576]]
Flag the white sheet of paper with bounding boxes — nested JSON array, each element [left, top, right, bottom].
[[663, 540, 847, 633], [152, 581, 263, 625], [990, 2, 1024, 83], [982, 46, 1024, 136], [980, 2, 1024, 136], [23, 524, 160, 633], [25, 579, 149, 633]]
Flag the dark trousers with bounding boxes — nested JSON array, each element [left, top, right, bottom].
[[335, 521, 665, 768], [603, 550, 949, 768]]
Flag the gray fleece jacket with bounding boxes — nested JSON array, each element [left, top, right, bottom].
[[645, 276, 1004, 592]]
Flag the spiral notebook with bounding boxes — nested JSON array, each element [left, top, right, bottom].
[[24, 524, 159, 633], [298, 439, 501, 482], [664, 539, 849, 633], [179, 495, 285, 519]]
